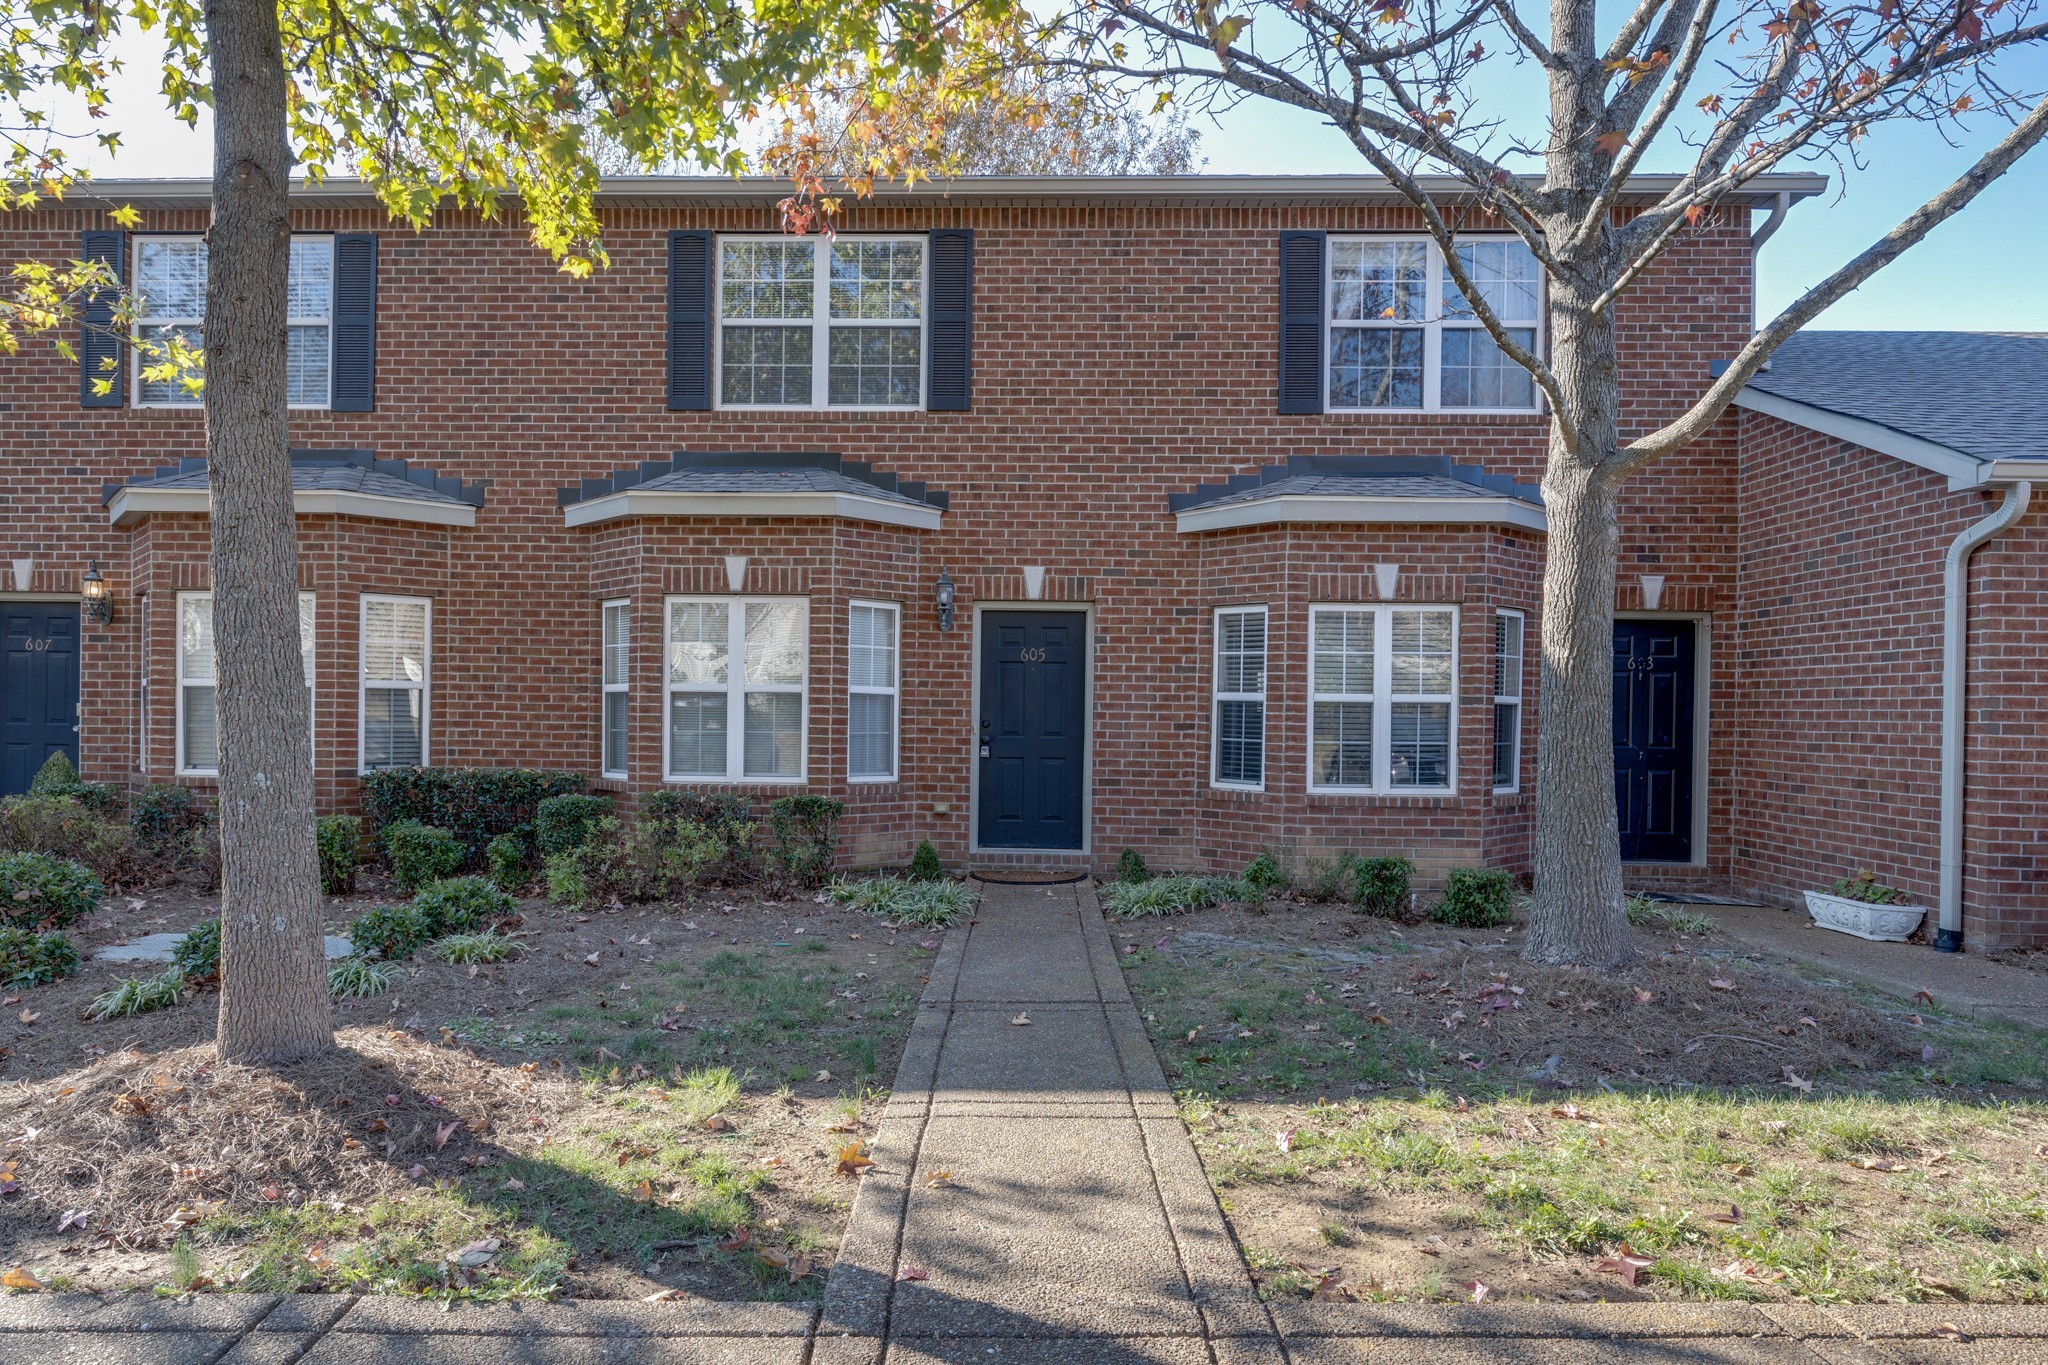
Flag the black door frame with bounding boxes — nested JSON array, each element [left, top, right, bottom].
[[1613, 611, 1709, 865], [968, 602, 1093, 855]]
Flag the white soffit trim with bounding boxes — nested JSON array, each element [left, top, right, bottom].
[[1732, 388, 1990, 490], [1175, 494, 1547, 535], [109, 487, 478, 528], [563, 489, 944, 531], [1984, 459, 2048, 484]]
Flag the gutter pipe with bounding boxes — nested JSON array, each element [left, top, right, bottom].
[[1936, 480, 2033, 952]]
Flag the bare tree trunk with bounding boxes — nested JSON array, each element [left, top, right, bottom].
[[206, 0, 334, 1062], [1523, 273, 1634, 968]]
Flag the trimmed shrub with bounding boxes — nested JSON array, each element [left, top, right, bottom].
[[129, 785, 207, 860], [316, 815, 363, 896], [1298, 852, 1362, 904], [0, 795, 144, 887], [27, 751, 82, 797], [172, 917, 222, 980], [641, 789, 757, 876], [907, 840, 944, 882], [0, 929, 79, 987], [0, 852, 102, 930], [1116, 848, 1150, 885], [348, 902, 437, 961], [766, 796, 843, 888], [1431, 868, 1518, 929], [361, 767, 586, 864], [410, 875, 514, 936], [1242, 850, 1289, 892], [384, 821, 464, 892], [534, 794, 612, 859], [544, 815, 729, 908], [74, 782, 124, 814], [485, 832, 528, 894], [1352, 856, 1414, 918]]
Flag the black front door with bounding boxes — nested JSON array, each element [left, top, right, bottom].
[[977, 611, 1087, 850], [2, 604, 81, 796], [1613, 619, 1696, 862]]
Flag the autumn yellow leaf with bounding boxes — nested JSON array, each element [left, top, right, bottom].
[[0, 1268, 43, 1291], [836, 1141, 876, 1177]]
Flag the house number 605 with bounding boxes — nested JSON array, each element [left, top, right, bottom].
[[1019, 647, 1047, 663]]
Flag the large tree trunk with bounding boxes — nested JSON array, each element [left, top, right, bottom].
[[1522, 272, 1634, 968], [206, 0, 334, 1062]]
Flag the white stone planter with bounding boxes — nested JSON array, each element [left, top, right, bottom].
[[1804, 890, 1926, 943]]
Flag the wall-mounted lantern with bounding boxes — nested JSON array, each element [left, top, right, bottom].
[[934, 570, 956, 633], [80, 562, 113, 625]]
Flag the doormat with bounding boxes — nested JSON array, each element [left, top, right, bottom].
[[1631, 891, 1764, 907], [971, 867, 1089, 885]]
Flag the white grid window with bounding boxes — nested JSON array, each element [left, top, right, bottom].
[[717, 236, 925, 409], [133, 235, 334, 408], [1493, 610, 1525, 792], [176, 591, 315, 775], [849, 602, 899, 782], [665, 597, 808, 782], [1212, 607, 1268, 789], [361, 595, 429, 771], [601, 600, 630, 779], [1327, 235, 1541, 413], [1308, 605, 1458, 794]]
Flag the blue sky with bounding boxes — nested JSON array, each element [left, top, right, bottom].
[[59, 29, 2048, 333]]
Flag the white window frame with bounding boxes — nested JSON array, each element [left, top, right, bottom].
[[661, 596, 810, 784], [1324, 234, 1544, 415], [1211, 605, 1269, 792], [847, 600, 901, 784], [601, 599, 631, 780], [713, 234, 929, 412], [1493, 609, 1526, 794], [1305, 604, 1460, 796], [175, 590, 315, 776], [358, 594, 431, 772], [131, 234, 337, 410]]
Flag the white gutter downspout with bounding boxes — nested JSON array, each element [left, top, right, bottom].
[[1937, 480, 2033, 952]]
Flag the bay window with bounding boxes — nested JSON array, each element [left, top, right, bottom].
[[177, 591, 315, 774], [1212, 606, 1268, 789], [1327, 236, 1541, 412], [360, 595, 429, 770], [1308, 605, 1458, 793], [848, 602, 899, 782], [601, 600, 630, 779], [134, 235, 335, 408], [665, 597, 808, 782], [716, 236, 925, 409]]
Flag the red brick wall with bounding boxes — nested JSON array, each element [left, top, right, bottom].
[[0, 196, 1757, 878], [1730, 412, 2048, 949]]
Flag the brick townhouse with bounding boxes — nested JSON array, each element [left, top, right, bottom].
[[2, 174, 2044, 949]]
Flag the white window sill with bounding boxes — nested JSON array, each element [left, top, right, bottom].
[[849, 774, 898, 785], [1325, 406, 1543, 418], [1209, 781, 1265, 794], [713, 404, 926, 415], [1308, 786, 1459, 798], [134, 403, 334, 412], [662, 774, 806, 786]]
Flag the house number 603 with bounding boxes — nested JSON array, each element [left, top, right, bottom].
[[1019, 647, 1047, 663]]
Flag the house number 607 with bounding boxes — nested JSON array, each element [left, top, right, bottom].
[[23, 639, 52, 652], [1019, 647, 1047, 662]]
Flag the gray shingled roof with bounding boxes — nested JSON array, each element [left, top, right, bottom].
[[1171, 456, 1542, 513], [1742, 331, 2048, 463], [104, 450, 486, 508], [560, 452, 949, 511]]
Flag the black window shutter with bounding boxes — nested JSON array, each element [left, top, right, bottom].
[[1277, 230, 1326, 414], [330, 233, 378, 412], [926, 228, 974, 411], [79, 230, 127, 408], [667, 230, 714, 411]]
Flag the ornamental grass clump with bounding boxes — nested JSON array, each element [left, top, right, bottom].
[[329, 955, 403, 999], [1102, 874, 1238, 918], [829, 875, 976, 927], [432, 930, 519, 964], [88, 968, 184, 1020]]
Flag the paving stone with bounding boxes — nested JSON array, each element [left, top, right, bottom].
[[16, 1332, 241, 1364], [888, 1115, 1200, 1338], [94, 932, 352, 962], [929, 1006, 1127, 1106], [881, 1339, 1212, 1364], [221, 1332, 329, 1364], [1271, 1302, 1784, 1339], [331, 1297, 815, 1337], [298, 1335, 810, 1363], [1825, 1307, 2048, 1339], [949, 896, 1100, 1004], [0, 1294, 107, 1331], [255, 1295, 358, 1332], [807, 1333, 884, 1365], [71, 1292, 282, 1332]]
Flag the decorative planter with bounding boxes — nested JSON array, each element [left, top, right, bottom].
[[1804, 890, 1926, 943]]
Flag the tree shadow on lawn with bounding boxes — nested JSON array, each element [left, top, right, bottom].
[[0, 1029, 833, 1301]]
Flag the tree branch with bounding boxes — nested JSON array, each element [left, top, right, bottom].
[[1620, 93, 2048, 470]]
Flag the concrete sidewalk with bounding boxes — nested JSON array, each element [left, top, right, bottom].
[[11, 880, 2048, 1361]]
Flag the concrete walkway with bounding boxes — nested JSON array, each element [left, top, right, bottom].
[[12, 881, 2048, 1361]]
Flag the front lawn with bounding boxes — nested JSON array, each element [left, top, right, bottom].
[[1114, 896, 2048, 1305]]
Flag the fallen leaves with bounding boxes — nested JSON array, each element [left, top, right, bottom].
[[0, 1268, 44, 1291], [55, 1209, 91, 1234], [109, 1094, 151, 1119], [448, 1238, 500, 1269], [1707, 978, 1737, 992], [1010, 1012, 1031, 1026], [925, 1169, 955, 1188], [836, 1141, 876, 1178], [1593, 1245, 1656, 1286], [1781, 1066, 1814, 1094], [895, 1264, 928, 1282], [1461, 1279, 1490, 1303], [1275, 1129, 1296, 1155]]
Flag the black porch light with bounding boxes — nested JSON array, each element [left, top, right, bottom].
[[934, 570, 956, 633], [80, 562, 113, 625]]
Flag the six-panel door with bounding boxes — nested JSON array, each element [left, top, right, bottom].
[[1, 604, 81, 796], [1612, 618, 1696, 862], [977, 611, 1088, 850]]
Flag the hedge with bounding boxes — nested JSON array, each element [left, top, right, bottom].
[[360, 767, 587, 863]]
